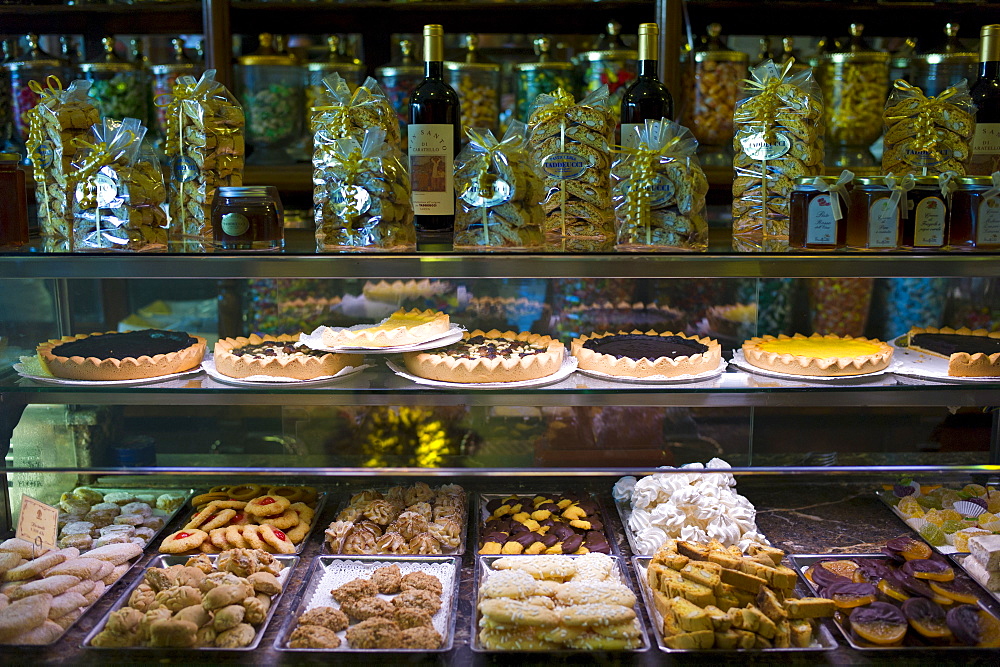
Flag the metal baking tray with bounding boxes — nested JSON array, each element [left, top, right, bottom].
[[875, 491, 968, 555], [789, 553, 1000, 650], [633, 556, 837, 653], [471, 553, 650, 653], [323, 486, 468, 556], [82, 553, 298, 651], [163, 490, 327, 556], [274, 555, 459, 652], [950, 553, 1000, 606], [474, 491, 618, 558]]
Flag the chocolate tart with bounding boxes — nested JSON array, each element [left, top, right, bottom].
[[742, 333, 893, 377], [402, 329, 564, 383], [214, 334, 363, 380], [320, 308, 450, 348], [571, 330, 721, 378], [38, 329, 206, 381], [906, 326, 1000, 377]]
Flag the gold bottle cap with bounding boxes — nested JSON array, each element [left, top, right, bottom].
[[638, 22, 658, 61], [981, 24, 1000, 62], [424, 24, 444, 62]]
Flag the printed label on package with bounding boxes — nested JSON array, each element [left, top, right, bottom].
[[461, 175, 512, 208], [541, 152, 593, 180], [740, 132, 791, 161]]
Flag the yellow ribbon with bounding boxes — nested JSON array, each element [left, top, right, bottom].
[[810, 170, 854, 220], [529, 88, 575, 125], [325, 129, 389, 229], [885, 80, 965, 164], [938, 170, 959, 200], [614, 134, 685, 243], [464, 127, 519, 246], [72, 132, 136, 210]]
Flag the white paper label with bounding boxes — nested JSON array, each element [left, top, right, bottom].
[[16, 495, 58, 553], [913, 196, 946, 247], [900, 139, 952, 168], [868, 198, 899, 248], [332, 185, 372, 215], [806, 194, 836, 245], [739, 132, 791, 160], [221, 212, 250, 237], [541, 152, 592, 179], [620, 123, 641, 150], [408, 124, 455, 215], [94, 173, 118, 208], [460, 176, 511, 207], [970, 123, 1000, 175], [978, 197, 1000, 246]]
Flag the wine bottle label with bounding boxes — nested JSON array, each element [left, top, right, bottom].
[[222, 212, 250, 237], [913, 197, 946, 247], [970, 123, 1000, 175], [739, 132, 790, 160], [978, 197, 1000, 245], [806, 194, 836, 245], [868, 198, 899, 248], [620, 123, 641, 150], [408, 124, 455, 215]]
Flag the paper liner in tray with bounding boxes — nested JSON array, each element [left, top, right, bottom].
[[876, 492, 962, 555], [789, 553, 1000, 650], [274, 555, 459, 652], [634, 556, 838, 653], [83, 553, 298, 651], [471, 554, 650, 653]]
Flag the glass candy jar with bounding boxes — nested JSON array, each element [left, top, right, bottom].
[[376, 38, 423, 127], [680, 23, 747, 157], [79, 37, 148, 126], [576, 20, 637, 122], [237, 33, 303, 165], [513, 37, 575, 124], [3, 34, 67, 152], [151, 38, 200, 141], [446, 34, 501, 134], [912, 23, 977, 98], [306, 35, 365, 124]]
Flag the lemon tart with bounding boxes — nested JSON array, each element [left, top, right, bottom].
[[38, 329, 206, 381], [214, 334, 363, 380], [572, 330, 721, 378], [321, 308, 450, 348], [403, 329, 564, 383], [906, 326, 1000, 377], [742, 333, 893, 377]]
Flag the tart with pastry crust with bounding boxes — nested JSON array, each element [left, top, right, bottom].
[[905, 326, 1000, 377], [321, 309, 450, 348], [37, 329, 206, 381], [403, 329, 564, 383], [572, 330, 721, 378], [214, 333, 363, 380], [742, 333, 893, 377]]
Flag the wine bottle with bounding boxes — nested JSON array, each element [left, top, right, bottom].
[[408, 24, 462, 249], [970, 24, 1000, 175], [620, 23, 674, 149]]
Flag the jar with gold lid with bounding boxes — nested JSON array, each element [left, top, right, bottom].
[[846, 176, 909, 250], [902, 175, 949, 250], [680, 23, 747, 157], [576, 20, 638, 122], [237, 33, 303, 164], [78, 37, 147, 126], [912, 23, 977, 98], [306, 35, 365, 116], [445, 34, 501, 134], [4, 34, 68, 151], [816, 24, 891, 166], [789, 175, 852, 250], [376, 38, 422, 127], [151, 38, 201, 142], [948, 176, 1000, 250], [513, 37, 575, 124]]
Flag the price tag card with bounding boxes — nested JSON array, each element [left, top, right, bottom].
[[16, 495, 59, 553]]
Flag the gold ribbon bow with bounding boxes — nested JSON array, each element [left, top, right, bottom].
[[615, 133, 684, 244], [464, 127, 519, 245], [886, 80, 963, 165], [327, 128, 388, 228], [529, 88, 576, 125], [740, 59, 797, 143], [810, 170, 854, 220], [884, 173, 915, 220]]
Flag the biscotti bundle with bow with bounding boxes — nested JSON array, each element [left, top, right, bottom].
[[732, 60, 825, 252], [454, 121, 543, 249], [527, 87, 614, 249], [882, 79, 975, 177], [613, 119, 708, 251], [25, 77, 100, 241], [162, 69, 245, 242]]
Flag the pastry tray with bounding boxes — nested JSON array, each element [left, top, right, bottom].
[[323, 487, 468, 556], [789, 553, 1000, 650], [471, 554, 650, 653], [634, 556, 838, 653], [950, 553, 1000, 606], [274, 555, 459, 652], [163, 491, 327, 556], [474, 491, 619, 558], [83, 553, 298, 651], [876, 492, 963, 555]]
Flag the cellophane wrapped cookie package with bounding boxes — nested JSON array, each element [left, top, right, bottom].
[[25, 78, 99, 243], [732, 60, 825, 252], [613, 119, 709, 251], [882, 79, 976, 177], [454, 121, 544, 250], [162, 69, 245, 243], [311, 74, 412, 252], [71, 117, 168, 251], [527, 86, 615, 250]]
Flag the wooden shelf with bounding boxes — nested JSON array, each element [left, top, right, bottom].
[[0, 3, 203, 35]]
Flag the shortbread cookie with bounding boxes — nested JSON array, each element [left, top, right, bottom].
[[8, 575, 81, 600], [478, 598, 559, 627], [160, 530, 208, 554], [258, 525, 295, 554], [245, 495, 291, 518], [560, 603, 636, 627]]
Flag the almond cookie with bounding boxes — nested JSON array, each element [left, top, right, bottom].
[[298, 606, 349, 633], [258, 525, 295, 554], [159, 530, 208, 554], [341, 595, 395, 621], [44, 557, 103, 580], [284, 522, 310, 544], [47, 590, 88, 620], [481, 569, 538, 599], [245, 495, 291, 518], [200, 509, 237, 532], [4, 551, 70, 581], [0, 538, 42, 559], [399, 571, 442, 596], [12, 618, 63, 645], [0, 553, 23, 577], [51, 607, 83, 630], [559, 602, 636, 627], [103, 564, 130, 586], [289, 624, 341, 649], [215, 622, 255, 648], [371, 564, 402, 595], [555, 582, 636, 608], [287, 502, 314, 524], [345, 617, 402, 649], [478, 598, 559, 627], [258, 509, 299, 530], [239, 525, 267, 551]]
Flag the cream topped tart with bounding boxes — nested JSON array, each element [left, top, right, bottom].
[[320, 308, 450, 348], [572, 330, 721, 378], [37, 329, 206, 381], [403, 329, 564, 383], [214, 334, 363, 380], [742, 333, 893, 377], [905, 326, 1000, 377]]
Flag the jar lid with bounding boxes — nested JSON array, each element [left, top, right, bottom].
[[376, 64, 423, 77], [238, 33, 297, 66], [308, 35, 364, 69], [822, 23, 891, 64], [576, 48, 638, 62], [0, 151, 21, 161], [3, 33, 63, 70], [956, 176, 994, 186], [218, 186, 270, 197], [689, 22, 747, 63], [913, 23, 977, 63], [793, 176, 820, 186], [80, 36, 136, 72], [856, 176, 895, 186], [514, 36, 574, 71], [912, 176, 943, 185], [307, 61, 365, 73], [151, 37, 198, 75]]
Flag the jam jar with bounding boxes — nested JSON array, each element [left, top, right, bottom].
[[846, 177, 905, 251], [948, 176, 1000, 250], [576, 20, 637, 124], [902, 176, 949, 250], [376, 38, 423, 127], [789, 176, 851, 250], [211, 186, 284, 251]]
